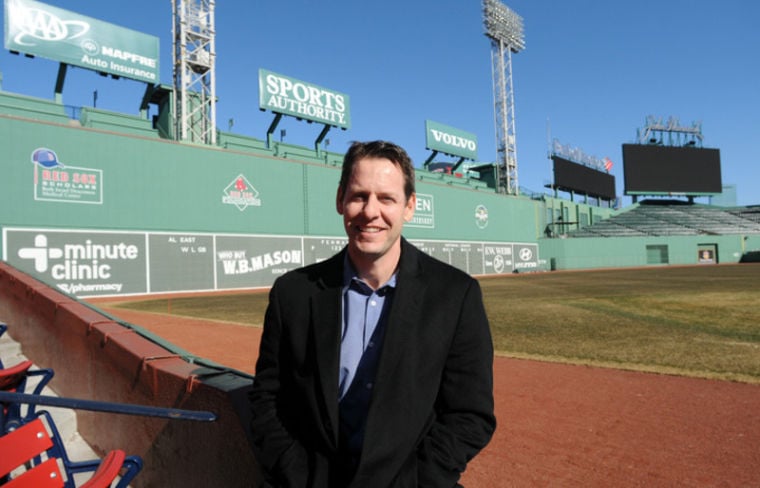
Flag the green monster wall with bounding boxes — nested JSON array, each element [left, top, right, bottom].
[[4, 91, 602, 297], [7, 90, 747, 298]]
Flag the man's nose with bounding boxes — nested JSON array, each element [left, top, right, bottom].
[[362, 195, 380, 217]]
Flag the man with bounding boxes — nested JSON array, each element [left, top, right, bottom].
[[249, 140, 495, 487]]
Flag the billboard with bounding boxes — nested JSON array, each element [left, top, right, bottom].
[[551, 155, 616, 200], [4, 0, 159, 83], [407, 193, 435, 229], [3, 228, 148, 296], [258, 69, 351, 129], [622, 144, 722, 195], [3, 227, 537, 297], [425, 120, 478, 161]]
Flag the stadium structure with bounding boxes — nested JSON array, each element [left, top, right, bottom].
[[1, 0, 759, 486], [1, 1, 758, 300]]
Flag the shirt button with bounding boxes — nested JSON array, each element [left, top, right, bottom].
[[366, 382, 373, 389], [368, 341, 375, 348], [370, 300, 377, 306]]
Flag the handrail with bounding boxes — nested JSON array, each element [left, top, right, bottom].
[[0, 391, 216, 422]]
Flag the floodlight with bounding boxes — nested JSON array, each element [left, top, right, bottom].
[[482, 0, 525, 195], [483, 0, 525, 52]]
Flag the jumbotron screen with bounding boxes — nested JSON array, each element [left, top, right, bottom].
[[551, 156, 616, 200], [622, 144, 722, 195]]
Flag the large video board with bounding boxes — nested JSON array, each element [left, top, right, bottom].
[[551, 156, 616, 200], [622, 144, 722, 195]]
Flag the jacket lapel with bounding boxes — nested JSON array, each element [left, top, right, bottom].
[[376, 243, 427, 384], [363, 240, 428, 422], [311, 253, 344, 449], [377, 239, 427, 372]]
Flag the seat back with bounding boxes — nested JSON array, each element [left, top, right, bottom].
[[79, 450, 126, 488], [2, 458, 64, 488], [0, 360, 32, 391], [0, 417, 55, 478], [0, 412, 140, 488], [0, 361, 55, 433]]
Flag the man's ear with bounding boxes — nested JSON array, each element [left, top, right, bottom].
[[403, 193, 416, 222], [336, 187, 344, 215]]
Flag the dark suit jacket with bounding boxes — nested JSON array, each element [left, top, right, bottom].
[[249, 238, 496, 488]]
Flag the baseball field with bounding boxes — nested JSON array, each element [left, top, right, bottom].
[[110, 263, 760, 384], [93, 263, 760, 486]]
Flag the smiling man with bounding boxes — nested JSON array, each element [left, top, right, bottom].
[[249, 141, 495, 488]]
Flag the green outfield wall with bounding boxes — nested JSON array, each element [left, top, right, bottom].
[[2, 91, 601, 297], [539, 234, 751, 270], [17, 89, 747, 298]]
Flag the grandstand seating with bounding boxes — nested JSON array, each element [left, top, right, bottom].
[[0, 324, 6, 368], [0, 360, 54, 434], [0, 325, 143, 487], [0, 411, 142, 488], [568, 201, 760, 238]]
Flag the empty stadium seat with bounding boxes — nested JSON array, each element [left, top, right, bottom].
[[0, 360, 54, 434], [569, 201, 760, 238], [0, 323, 7, 368], [0, 411, 142, 488]]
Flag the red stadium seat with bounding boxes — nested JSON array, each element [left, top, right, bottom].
[[0, 412, 142, 488], [0, 360, 54, 434]]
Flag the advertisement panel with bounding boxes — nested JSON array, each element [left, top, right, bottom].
[[407, 193, 435, 229], [29, 147, 103, 204], [513, 243, 539, 271], [258, 69, 351, 129], [410, 240, 484, 275], [148, 233, 214, 292], [303, 236, 347, 265], [215, 235, 304, 289], [425, 120, 478, 161], [482, 243, 513, 274], [1, 227, 537, 297], [3, 228, 147, 296], [4, 0, 160, 83]]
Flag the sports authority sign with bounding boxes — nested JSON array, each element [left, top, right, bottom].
[[4, 0, 159, 83], [258, 69, 351, 129], [425, 120, 478, 161]]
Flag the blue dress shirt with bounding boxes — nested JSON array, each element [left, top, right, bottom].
[[338, 258, 396, 458]]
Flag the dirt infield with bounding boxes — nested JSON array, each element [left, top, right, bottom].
[[98, 306, 760, 487]]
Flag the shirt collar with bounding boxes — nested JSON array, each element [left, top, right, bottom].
[[342, 253, 398, 292]]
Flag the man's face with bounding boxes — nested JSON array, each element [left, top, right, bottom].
[[337, 157, 416, 268]]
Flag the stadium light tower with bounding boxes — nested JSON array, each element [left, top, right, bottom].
[[172, 0, 217, 145], [483, 0, 525, 195]]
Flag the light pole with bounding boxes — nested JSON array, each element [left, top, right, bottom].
[[483, 0, 525, 195]]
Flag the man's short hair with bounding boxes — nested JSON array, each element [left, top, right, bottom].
[[338, 141, 416, 200]]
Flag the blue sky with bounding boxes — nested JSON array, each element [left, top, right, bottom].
[[2, 0, 758, 205]]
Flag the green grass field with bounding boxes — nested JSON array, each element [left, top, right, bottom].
[[109, 264, 760, 383]]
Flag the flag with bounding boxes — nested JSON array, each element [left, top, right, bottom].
[[604, 157, 613, 172]]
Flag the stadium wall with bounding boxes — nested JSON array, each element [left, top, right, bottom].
[[1, 90, 624, 296], [1, 90, 598, 296], [539, 234, 747, 270], [0, 262, 261, 487]]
